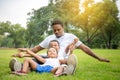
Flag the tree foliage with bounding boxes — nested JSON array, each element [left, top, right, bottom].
[[99, 0, 120, 48], [0, 0, 120, 49], [0, 21, 26, 48]]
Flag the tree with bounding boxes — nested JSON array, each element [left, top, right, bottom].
[[26, 0, 120, 49], [69, 0, 120, 49], [54, 0, 80, 32], [0, 21, 27, 48], [99, 0, 120, 49], [26, 1, 62, 47]]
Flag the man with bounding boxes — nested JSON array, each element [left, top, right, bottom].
[[11, 20, 110, 74]]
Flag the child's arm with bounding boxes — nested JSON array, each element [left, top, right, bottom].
[[59, 59, 67, 64], [65, 38, 78, 55], [19, 48, 46, 63]]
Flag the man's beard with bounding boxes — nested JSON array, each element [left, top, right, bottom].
[[56, 35, 61, 38]]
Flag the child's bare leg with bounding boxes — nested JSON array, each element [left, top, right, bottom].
[[51, 67, 58, 74], [54, 66, 64, 76], [22, 58, 37, 72]]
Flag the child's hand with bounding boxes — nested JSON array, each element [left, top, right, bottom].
[[73, 38, 79, 44], [69, 38, 78, 52], [69, 44, 75, 51], [65, 38, 79, 54]]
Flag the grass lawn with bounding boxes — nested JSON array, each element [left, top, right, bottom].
[[0, 48, 120, 80]]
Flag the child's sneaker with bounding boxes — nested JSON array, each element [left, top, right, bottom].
[[9, 58, 17, 71], [14, 61, 22, 71], [9, 58, 22, 71]]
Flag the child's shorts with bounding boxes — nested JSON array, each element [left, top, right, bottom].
[[36, 64, 53, 73]]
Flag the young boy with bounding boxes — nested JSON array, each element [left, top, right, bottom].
[[12, 48, 63, 76]]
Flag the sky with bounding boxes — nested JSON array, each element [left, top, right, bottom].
[[0, 0, 49, 27], [0, 0, 120, 28]]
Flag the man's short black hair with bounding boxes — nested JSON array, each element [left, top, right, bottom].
[[51, 20, 63, 27]]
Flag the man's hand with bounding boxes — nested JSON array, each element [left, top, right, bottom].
[[12, 52, 25, 58], [98, 57, 110, 62], [18, 48, 33, 56], [18, 48, 28, 52]]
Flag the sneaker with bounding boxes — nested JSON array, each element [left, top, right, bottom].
[[9, 58, 22, 71], [9, 58, 17, 71], [14, 61, 22, 71], [62, 65, 74, 75], [63, 54, 77, 75]]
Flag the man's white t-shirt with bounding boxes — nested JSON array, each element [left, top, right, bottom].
[[39, 33, 82, 59]]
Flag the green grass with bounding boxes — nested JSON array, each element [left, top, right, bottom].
[[0, 49, 120, 80]]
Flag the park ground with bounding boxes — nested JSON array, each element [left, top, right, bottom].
[[0, 48, 120, 80]]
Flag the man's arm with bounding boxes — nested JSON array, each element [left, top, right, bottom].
[[30, 45, 44, 53], [78, 43, 110, 62], [12, 45, 44, 58]]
